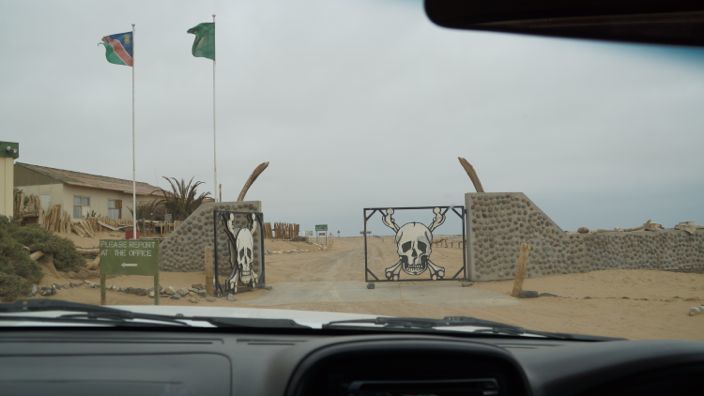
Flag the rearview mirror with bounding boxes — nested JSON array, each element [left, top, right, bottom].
[[425, 0, 704, 46]]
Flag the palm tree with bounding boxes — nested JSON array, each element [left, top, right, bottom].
[[158, 177, 211, 221], [132, 200, 166, 221]]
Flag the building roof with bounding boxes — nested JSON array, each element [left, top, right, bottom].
[[16, 162, 163, 196]]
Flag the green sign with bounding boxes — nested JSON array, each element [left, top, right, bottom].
[[100, 239, 159, 276], [315, 224, 328, 232], [99, 239, 160, 305]]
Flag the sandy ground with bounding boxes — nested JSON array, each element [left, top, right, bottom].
[[38, 236, 703, 340]]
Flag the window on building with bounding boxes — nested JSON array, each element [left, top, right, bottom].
[[108, 199, 122, 220], [39, 195, 51, 211], [73, 196, 90, 218]]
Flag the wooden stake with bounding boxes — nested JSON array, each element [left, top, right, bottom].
[[100, 273, 106, 305], [511, 243, 531, 297], [458, 157, 485, 193], [154, 271, 160, 305], [204, 246, 215, 296]]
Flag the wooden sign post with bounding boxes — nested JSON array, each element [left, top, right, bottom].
[[204, 246, 214, 296], [99, 239, 160, 305]]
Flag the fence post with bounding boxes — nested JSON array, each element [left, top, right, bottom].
[[511, 243, 531, 297], [204, 245, 214, 296], [100, 273, 106, 305]]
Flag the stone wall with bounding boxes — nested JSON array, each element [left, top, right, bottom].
[[464, 193, 704, 281], [159, 201, 262, 274]]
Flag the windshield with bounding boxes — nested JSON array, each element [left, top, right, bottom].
[[1, 0, 702, 340]]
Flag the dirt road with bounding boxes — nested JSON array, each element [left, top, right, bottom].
[[243, 237, 513, 310], [41, 236, 703, 340]]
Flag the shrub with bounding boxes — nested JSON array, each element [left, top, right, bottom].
[[0, 272, 32, 302], [0, 217, 43, 301], [0, 226, 42, 284], [9, 224, 84, 272], [0, 215, 83, 273], [133, 200, 167, 221], [0, 216, 85, 301]]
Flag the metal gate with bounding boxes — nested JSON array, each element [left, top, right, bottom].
[[363, 206, 467, 283], [213, 210, 266, 295]]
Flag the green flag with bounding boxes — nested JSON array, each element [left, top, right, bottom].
[[187, 22, 215, 60]]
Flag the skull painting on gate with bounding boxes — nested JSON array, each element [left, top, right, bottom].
[[382, 208, 446, 281], [222, 213, 259, 294]]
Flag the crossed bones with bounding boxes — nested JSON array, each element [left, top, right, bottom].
[[381, 208, 447, 280]]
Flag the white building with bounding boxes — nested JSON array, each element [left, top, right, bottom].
[[14, 162, 162, 221]]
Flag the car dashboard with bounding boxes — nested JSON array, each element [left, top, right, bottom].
[[0, 330, 702, 396]]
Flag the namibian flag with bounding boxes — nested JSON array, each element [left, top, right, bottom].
[[100, 32, 133, 66]]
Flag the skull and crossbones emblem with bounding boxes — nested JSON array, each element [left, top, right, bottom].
[[222, 213, 259, 294], [381, 207, 446, 280]]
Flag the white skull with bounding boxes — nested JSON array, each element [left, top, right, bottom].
[[395, 222, 433, 275], [224, 213, 259, 292], [236, 228, 254, 283]]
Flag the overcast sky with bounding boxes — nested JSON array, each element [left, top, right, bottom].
[[2, 0, 703, 235]]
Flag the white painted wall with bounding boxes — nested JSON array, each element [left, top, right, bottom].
[[15, 183, 64, 212], [62, 185, 156, 220], [17, 183, 158, 220], [0, 158, 13, 217]]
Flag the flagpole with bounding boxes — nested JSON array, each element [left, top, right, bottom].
[[131, 23, 137, 239], [212, 14, 218, 202]]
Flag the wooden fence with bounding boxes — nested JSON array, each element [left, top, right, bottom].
[[432, 238, 465, 249], [262, 222, 300, 240], [41, 204, 134, 237], [13, 190, 42, 219]]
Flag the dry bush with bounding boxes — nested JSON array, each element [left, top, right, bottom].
[[9, 223, 83, 272], [0, 272, 31, 302]]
